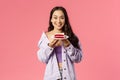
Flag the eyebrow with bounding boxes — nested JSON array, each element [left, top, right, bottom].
[[53, 15, 64, 17]]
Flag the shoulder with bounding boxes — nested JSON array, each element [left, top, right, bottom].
[[45, 31, 54, 39], [38, 32, 49, 47], [40, 32, 47, 39], [45, 31, 53, 36]]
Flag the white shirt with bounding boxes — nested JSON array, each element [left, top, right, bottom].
[[37, 32, 82, 80]]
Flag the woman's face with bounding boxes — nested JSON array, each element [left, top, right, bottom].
[[51, 10, 65, 30]]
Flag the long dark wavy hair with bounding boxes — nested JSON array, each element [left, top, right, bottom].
[[48, 6, 80, 49]]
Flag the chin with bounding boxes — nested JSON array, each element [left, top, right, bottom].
[[57, 27, 63, 30]]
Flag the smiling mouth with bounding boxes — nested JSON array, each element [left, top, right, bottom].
[[56, 23, 63, 27], [57, 25, 62, 27]]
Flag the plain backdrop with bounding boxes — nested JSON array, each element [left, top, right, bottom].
[[0, 0, 120, 80]]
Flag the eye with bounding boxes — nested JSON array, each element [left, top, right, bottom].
[[53, 17, 57, 19], [60, 16, 65, 19]]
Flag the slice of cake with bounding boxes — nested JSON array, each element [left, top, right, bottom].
[[51, 33, 69, 39], [54, 33, 65, 38]]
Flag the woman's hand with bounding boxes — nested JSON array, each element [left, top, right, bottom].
[[48, 39, 62, 48], [62, 39, 70, 47], [48, 38, 70, 48], [48, 39, 58, 48]]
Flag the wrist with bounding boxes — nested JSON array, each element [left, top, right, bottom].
[[64, 42, 70, 47], [48, 43, 54, 48]]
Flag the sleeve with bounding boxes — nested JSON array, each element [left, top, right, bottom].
[[37, 33, 54, 63], [64, 42, 83, 63]]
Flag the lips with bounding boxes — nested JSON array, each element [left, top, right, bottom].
[[54, 22, 63, 27], [57, 25, 62, 27]]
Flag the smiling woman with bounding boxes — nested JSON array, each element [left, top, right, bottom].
[[37, 6, 83, 80], [51, 10, 65, 30]]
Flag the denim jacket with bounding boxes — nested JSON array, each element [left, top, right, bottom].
[[37, 32, 82, 80]]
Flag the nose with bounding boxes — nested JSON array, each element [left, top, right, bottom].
[[57, 18, 61, 23]]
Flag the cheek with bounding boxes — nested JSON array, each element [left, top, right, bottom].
[[62, 20, 65, 24], [51, 19, 55, 24], [62, 19, 65, 23], [51, 21, 57, 26], [51, 19, 56, 22]]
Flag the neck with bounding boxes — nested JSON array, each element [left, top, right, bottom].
[[52, 29, 63, 33]]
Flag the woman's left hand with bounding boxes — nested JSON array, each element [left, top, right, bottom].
[[62, 39, 70, 47]]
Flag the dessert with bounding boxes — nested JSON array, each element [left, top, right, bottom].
[[55, 33, 64, 38], [52, 33, 69, 39]]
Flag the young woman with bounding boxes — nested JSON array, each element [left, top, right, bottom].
[[37, 6, 82, 80]]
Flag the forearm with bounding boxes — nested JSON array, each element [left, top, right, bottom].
[[37, 45, 54, 63], [65, 44, 82, 63]]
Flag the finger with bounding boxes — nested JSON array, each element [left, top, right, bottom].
[[53, 40, 59, 44], [49, 39, 58, 47], [51, 39, 58, 43], [51, 39, 59, 45]]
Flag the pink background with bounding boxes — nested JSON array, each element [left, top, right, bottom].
[[0, 0, 120, 80]]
